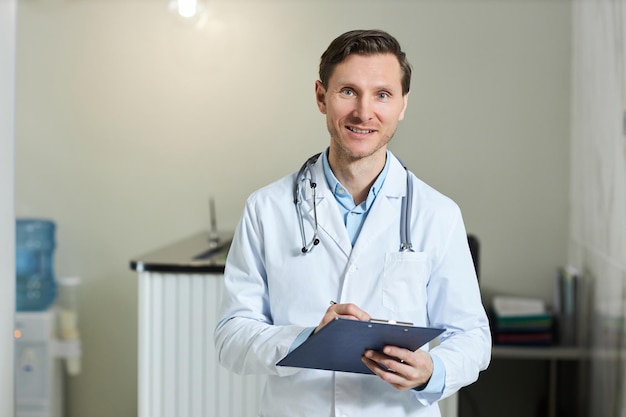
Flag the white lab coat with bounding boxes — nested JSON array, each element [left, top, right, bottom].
[[215, 152, 491, 417]]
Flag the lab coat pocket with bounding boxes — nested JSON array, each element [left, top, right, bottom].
[[382, 251, 429, 315]]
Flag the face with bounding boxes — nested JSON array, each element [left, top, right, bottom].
[[315, 53, 409, 163]]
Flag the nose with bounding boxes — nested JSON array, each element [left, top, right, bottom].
[[353, 97, 374, 121]]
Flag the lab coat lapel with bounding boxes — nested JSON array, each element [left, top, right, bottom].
[[352, 156, 407, 254], [300, 159, 352, 258]]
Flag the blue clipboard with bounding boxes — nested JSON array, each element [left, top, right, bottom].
[[277, 318, 445, 374]]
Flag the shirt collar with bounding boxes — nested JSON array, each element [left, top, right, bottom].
[[321, 148, 390, 211]]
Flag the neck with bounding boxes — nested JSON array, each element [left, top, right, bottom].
[[328, 149, 386, 205]]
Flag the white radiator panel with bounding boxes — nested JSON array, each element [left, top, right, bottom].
[[138, 272, 266, 417]]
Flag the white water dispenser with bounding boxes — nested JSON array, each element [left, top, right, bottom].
[[14, 277, 82, 417]]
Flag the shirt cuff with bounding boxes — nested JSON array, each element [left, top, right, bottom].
[[414, 353, 445, 394], [289, 327, 316, 353]]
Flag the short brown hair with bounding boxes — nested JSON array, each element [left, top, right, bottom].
[[319, 29, 412, 95]]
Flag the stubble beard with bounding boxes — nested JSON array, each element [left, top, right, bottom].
[[330, 128, 397, 165]]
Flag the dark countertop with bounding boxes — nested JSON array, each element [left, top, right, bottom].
[[130, 231, 232, 274]]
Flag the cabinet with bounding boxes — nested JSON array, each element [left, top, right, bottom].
[[131, 232, 267, 417]]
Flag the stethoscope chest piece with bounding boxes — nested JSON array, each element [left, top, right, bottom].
[[400, 243, 414, 253]]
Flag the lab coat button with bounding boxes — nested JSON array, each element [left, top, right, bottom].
[[348, 264, 357, 273]]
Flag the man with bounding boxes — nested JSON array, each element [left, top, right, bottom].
[[215, 29, 491, 417]]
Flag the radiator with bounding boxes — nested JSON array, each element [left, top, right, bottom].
[[138, 271, 266, 417]]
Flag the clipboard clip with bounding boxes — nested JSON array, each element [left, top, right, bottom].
[[369, 318, 414, 326]]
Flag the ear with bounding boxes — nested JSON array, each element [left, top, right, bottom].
[[398, 92, 409, 121], [315, 80, 327, 114]]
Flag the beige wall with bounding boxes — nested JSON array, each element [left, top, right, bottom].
[[15, 1, 571, 416], [1, 1, 16, 416]]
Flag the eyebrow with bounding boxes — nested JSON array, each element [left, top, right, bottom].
[[333, 81, 399, 93]]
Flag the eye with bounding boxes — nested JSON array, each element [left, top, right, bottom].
[[340, 88, 355, 97], [377, 92, 390, 100]]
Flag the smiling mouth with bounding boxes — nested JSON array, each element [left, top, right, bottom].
[[347, 126, 375, 134]]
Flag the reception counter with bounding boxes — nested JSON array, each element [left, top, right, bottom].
[[130, 231, 231, 274]]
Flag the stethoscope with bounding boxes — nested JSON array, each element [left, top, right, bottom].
[[293, 153, 415, 254]]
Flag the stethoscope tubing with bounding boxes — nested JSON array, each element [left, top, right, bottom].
[[400, 163, 414, 252], [294, 153, 413, 254], [294, 153, 322, 253]]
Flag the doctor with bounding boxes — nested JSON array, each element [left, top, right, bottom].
[[215, 29, 491, 417]]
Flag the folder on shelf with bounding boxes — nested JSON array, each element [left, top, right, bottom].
[[493, 296, 547, 317], [276, 318, 445, 374], [491, 295, 555, 346]]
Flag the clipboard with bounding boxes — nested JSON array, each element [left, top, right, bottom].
[[277, 318, 445, 375]]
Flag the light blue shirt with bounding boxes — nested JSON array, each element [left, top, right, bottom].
[[291, 149, 445, 394], [321, 149, 389, 246]]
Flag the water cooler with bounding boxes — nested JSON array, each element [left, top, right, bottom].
[[14, 285, 82, 417], [14, 219, 82, 417]]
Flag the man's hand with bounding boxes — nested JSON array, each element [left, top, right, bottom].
[[314, 302, 371, 334], [361, 346, 434, 391]]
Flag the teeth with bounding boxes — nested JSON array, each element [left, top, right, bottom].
[[348, 127, 373, 134]]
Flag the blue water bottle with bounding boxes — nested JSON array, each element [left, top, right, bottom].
[[15, 219, 58, 311]]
